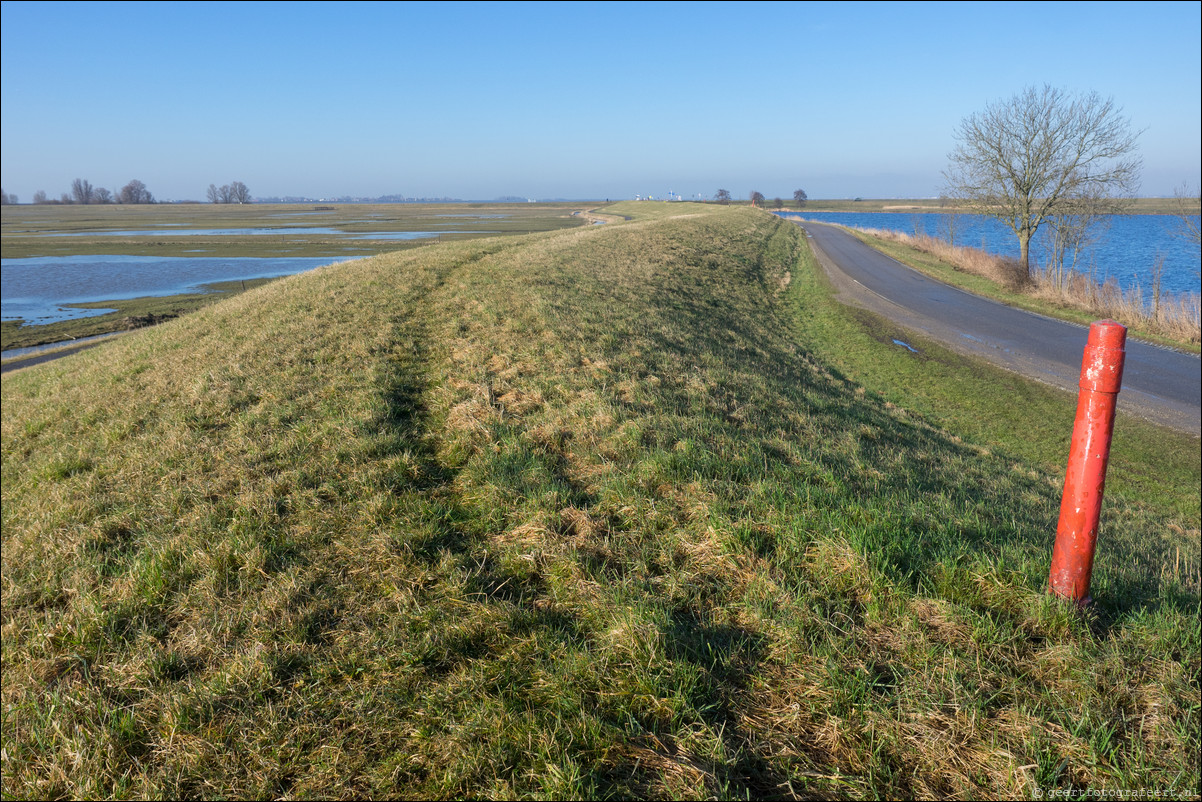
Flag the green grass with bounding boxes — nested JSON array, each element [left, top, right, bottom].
[[779, 234, 1201, 521], [2, 205, 1198, 799]]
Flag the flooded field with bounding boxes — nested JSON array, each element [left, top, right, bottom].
[[1, 201, 587, 259], [0, 202, 590, 348], [2, 254, 351, 325]]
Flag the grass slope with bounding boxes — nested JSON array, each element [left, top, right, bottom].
[[2, 206, 1197, 799]]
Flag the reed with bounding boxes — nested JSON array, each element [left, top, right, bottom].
[[858, 228, 1200, 344]]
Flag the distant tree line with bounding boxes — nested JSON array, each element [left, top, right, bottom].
[[12, 178, 252, 205], [207, 181, 251, 204], [711, 188, 807, 208], [22, 178, 155, 204]]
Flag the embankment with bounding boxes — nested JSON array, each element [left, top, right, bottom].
[[2, 205, 1197, 799]]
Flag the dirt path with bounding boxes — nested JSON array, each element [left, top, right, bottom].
[[1, 337, 117, 374]]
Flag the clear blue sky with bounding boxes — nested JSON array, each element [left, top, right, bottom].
[[2, 0, 1199, 201]]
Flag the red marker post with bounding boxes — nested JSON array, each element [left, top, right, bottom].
[[1048, 320, 1127, 604]]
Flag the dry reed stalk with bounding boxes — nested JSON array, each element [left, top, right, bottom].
[[862, 228, 1200, 343]]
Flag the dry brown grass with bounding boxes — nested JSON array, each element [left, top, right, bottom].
[[861, 229, 1201, 343], [1027, 270, 1202, 344]]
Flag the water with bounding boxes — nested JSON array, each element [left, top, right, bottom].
[[0, 211, 526, 331], [777, 211, 1201, 299], [43, 227, 482, 240], [46, 227, 345, 237], [349, 231, 484, 240], [1, 254, 350, 325]]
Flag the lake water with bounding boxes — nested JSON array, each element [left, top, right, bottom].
[[1, 254, 350, 325], [777, 211, 1201, 299]]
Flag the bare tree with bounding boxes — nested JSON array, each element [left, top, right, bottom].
[[207, 181, 250, 203], [750, 191, 765, 207], [71, 178, 95, 205], [229, 181, 250, 204], [793, 188, 807, 209], [936, 194, 963, 246], [33, 190, 48, 204], [943, 84, 1141, 277], [0, 189, 13, 205], [1042, 200, 1112, 291], [715, 188, 732, 205], [1171, 182, 1200, 248], [1149, 253, 1166, 323], [118, 179, 154, 204], [773, 197, 784, 210], [93, 187, 114, 204]]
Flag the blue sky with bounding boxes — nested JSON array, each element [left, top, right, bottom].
[[2, 0, 1199, 201]]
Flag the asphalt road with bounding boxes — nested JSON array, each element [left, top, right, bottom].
[[792, 219, 1201, 436]]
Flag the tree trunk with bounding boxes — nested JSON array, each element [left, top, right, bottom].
[[1019, 230, 1032, 277]]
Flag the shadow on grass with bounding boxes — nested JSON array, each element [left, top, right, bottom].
[[580, 234, 1195, 624], [661, 610, 789, 799]]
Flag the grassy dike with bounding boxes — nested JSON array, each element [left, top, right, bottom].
[[1, 205, 1197, 799]]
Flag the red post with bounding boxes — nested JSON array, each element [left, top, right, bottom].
[[1048, 320, 1127, 604]]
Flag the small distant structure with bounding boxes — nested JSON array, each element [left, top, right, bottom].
[[632, 192, 693, 202]]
